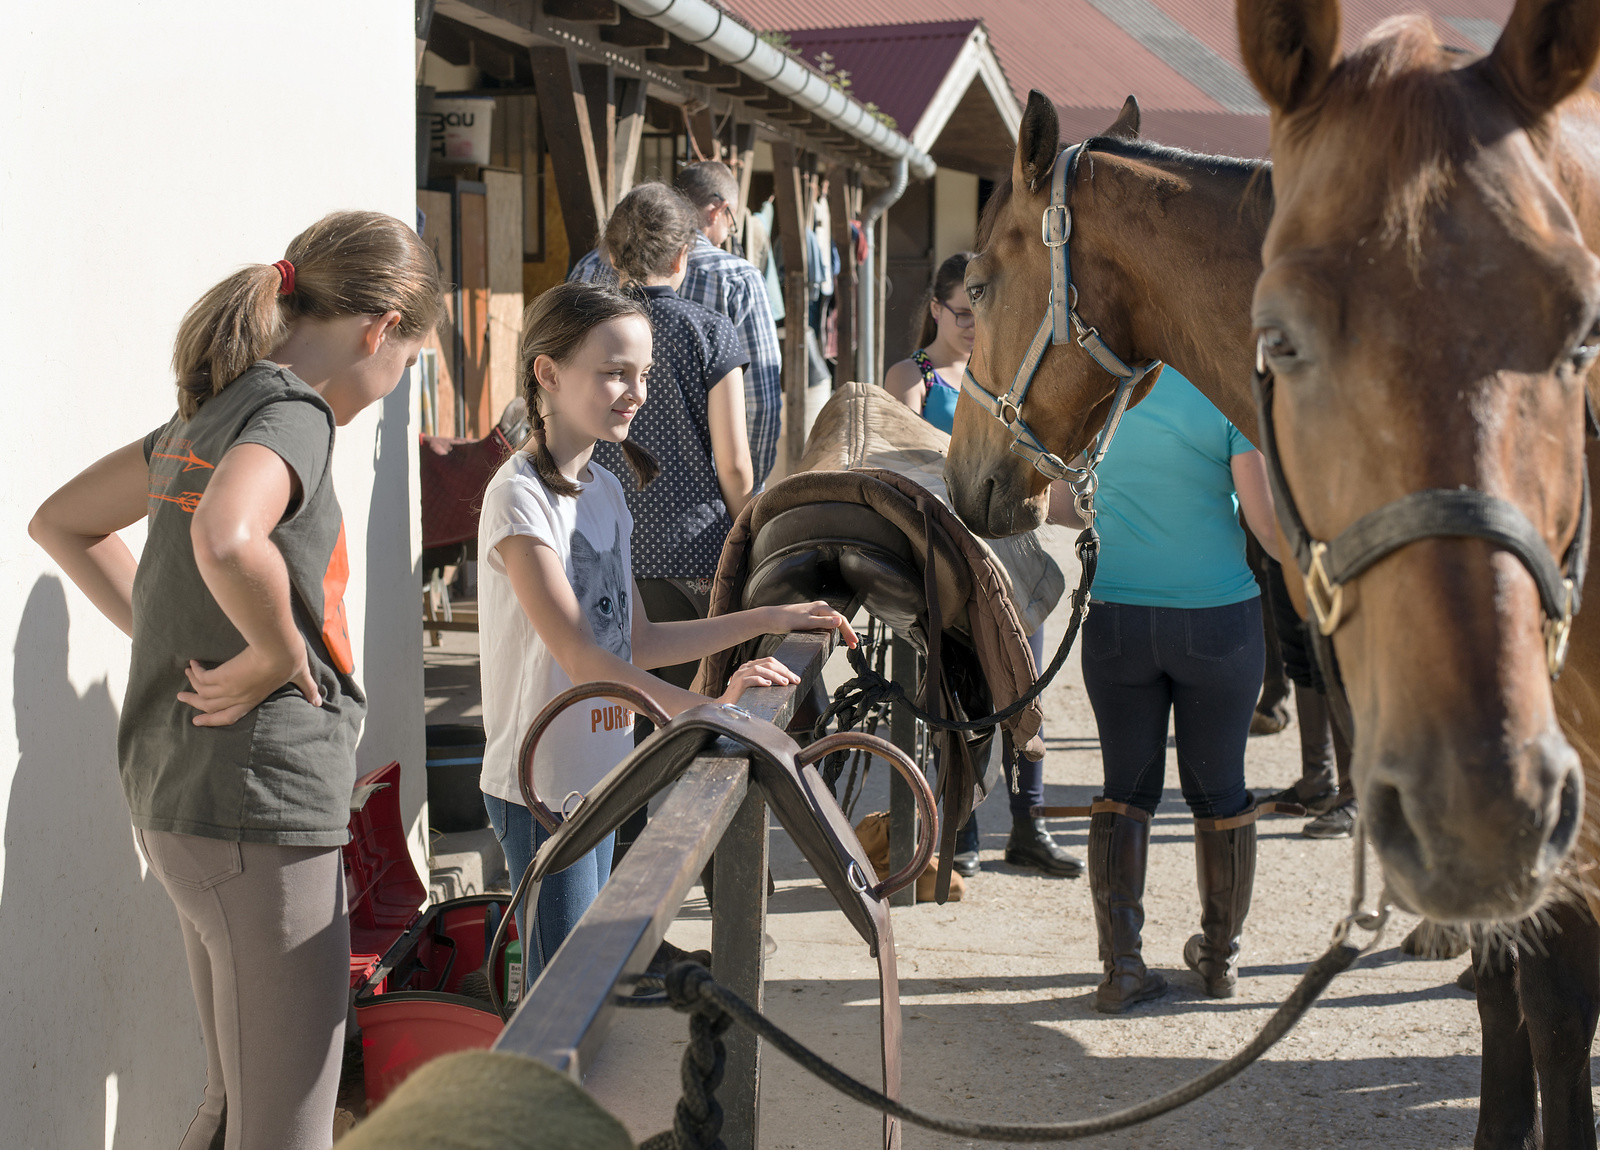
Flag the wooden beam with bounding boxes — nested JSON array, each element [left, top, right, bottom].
[[686, 105, 719, 162], [828, 166, 857, 388], [600, 11, 668, 48], [580, 63, 616, 211], [771, 141, 810, 472], [685, 63, 743, 86], [646, 35, 709, 68], [725, 78, 767, 98], [768, 105, 815, 123], [613, 77, 648, 203], [529, 45, 607, 261], [541, 0, 620, 22]]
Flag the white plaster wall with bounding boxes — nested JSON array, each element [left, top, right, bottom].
[[0, 5, 426, 1145], [933, 167, 980, 262]]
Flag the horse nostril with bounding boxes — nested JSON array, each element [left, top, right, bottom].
[[1540, 764, 1582, 873]]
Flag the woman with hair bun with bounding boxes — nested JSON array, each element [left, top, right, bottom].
[[31, 211, 442, 1149]]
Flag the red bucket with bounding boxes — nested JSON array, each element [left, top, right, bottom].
[[356, 995, 506, 1105]]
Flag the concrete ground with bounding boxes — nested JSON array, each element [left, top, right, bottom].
[[424, 527, 1517, 1149]]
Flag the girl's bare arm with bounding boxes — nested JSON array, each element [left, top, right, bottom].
[[631, 592, 855, 672], [500, 536, 805, 717], [707, 367, 754, 519], [29, 440, 152, 636], [180, 444, 321, 725]]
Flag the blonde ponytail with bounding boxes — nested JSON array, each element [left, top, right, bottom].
[[171, 211, 444, 419]]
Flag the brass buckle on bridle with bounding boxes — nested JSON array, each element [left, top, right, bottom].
[[1306, 541, 1345, 637], [1545, 577, 1576, 679]]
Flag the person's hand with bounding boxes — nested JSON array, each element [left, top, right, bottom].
[[718, 657, 801, 705], [764, 601, 859, 648], [177, 646, 322, 727]]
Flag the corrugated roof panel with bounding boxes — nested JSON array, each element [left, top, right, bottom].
[[781, 22, 975, 133]]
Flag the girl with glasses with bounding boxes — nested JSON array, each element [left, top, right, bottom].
[[883, 251, 975, 433]]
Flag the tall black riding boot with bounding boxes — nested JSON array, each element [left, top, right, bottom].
[[1264, 683, 1339, 814], [1184, 817, 1258, 998], [1089, 804, 1167, 1013]]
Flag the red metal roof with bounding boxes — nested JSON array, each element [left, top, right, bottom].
[[780, 22, 980, 136], [719, 0, 1525, 159]]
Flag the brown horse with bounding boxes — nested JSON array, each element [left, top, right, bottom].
[[951, 11, 1596, 930]]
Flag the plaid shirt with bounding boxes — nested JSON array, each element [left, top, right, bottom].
[[568, 237, 782, 486]]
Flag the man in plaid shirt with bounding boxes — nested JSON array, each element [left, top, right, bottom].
[[569, 162, 782, 487]]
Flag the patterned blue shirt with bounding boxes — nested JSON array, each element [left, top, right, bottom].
[[569, 236, 782, 486], [592, 286, 749, 579]]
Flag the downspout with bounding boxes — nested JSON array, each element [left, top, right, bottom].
[[858, 158, 908, 385]]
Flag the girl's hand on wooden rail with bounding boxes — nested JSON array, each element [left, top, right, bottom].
[[719, 656, 802, 704], [764, 601, 859, 648]]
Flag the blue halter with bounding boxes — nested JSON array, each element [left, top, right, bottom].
[[960, 143, 1160, 519]]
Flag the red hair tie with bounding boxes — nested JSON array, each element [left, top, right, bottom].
[[272, 259, 296, 295]]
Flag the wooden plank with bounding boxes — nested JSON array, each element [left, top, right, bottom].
[[613, 77, 648, 203], [600, 11, 668, 48], [458, 190, 492, 436], [542, 0, 620, 22], [418, 189, 458, 436], [771, 141, 810, 475], [828, 167, 856, 388], [646, 35, 709, 68], [725, 78, 767, 98], [483, 168, 525, 426], [493, 755, 752, 1075], [529, 44, 607, 261], [579, 63, 616, 210]]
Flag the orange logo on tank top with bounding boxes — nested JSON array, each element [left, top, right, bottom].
[[591, 704, 634, 733], [322, 522, 355, 674]]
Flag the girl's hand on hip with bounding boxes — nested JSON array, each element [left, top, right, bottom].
[[766, 601, 858, 648], [178, 647, 323, 727], [718, 656, 801, 704]]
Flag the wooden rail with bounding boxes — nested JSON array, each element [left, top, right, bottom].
[[494, 630, 836, 1150]]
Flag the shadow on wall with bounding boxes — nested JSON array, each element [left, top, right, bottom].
[[1, 577, 199, 1148], [362, 372, 428, 834]]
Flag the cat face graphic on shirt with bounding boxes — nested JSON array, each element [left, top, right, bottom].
[[570, 522, 630, 656]]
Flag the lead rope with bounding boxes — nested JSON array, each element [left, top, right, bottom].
[[632, 822, 1391, 1149]]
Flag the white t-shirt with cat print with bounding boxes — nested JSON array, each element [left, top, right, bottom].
[[477, 452, 637, 808]]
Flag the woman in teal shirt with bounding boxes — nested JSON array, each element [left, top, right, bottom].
[[884, 252, 973, 433], [1071, 368, 1280, 1014]]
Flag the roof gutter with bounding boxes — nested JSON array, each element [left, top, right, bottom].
[[614, 0, 937, 179]]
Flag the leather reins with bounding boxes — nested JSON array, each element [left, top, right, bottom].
[[1251, 349, 1592, 737], [961, 141, 1161, 520]]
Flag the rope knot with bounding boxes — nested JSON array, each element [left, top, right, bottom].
[[663, 961, 716, 1013]]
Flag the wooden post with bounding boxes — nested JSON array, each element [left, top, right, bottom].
[[888, 637, 919, 908], [713, 792, 768, 1150], [613, 77, 647, 203], [828, 167, 856, 388], [733, 122, 757, 216], [771, 141, 810, 473], [875, 213, 890, 386], [529, 45, 607, 263], [687, 105, 719, 162], [578, 63, 616, 212]]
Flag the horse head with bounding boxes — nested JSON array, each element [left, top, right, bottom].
[[1238, 0, 1600, 921], [946, 94, 1163, 538]]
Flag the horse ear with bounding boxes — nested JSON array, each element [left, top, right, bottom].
[[1103, 96, 1141, 140], [1490, 0, 1600, 120], [1237, 0, 1341, 114], [1014, 90, 1060, 194]]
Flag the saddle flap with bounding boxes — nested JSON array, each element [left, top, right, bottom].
[[532, 721, 715, 877]]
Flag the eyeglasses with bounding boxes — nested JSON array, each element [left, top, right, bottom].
[[936, 300, 976, 328]]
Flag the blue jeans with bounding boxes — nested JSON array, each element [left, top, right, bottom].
[[1081, 599, 1263, 819], [484, 794, 615, 981]]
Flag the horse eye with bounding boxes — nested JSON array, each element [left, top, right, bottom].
[[1259, 328, 1298, 362], [966, 284, 986, 305], [598, 596, 613, 616], [1572, 324, 1600, 370]]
